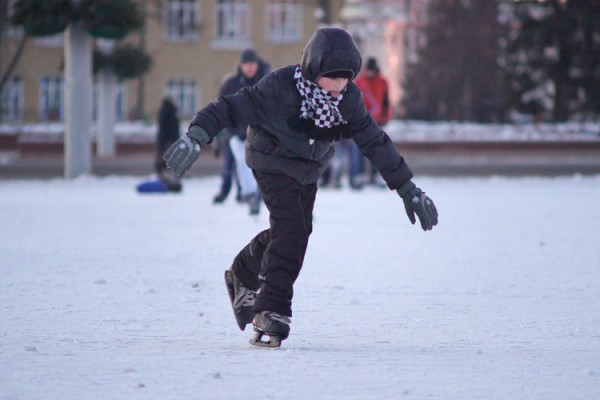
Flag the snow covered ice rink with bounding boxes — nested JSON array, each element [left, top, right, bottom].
[[1, 175, 599, 399]]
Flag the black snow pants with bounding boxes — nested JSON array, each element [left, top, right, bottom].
[[231, 170, 317, 317]]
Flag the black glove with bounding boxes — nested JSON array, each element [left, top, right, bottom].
[[397, 180, 438, 231], [163, 126, 210, 177]]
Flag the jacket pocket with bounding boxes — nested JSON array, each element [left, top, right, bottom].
[[249, 127, 280, 154], [319, 145, 335, 163]]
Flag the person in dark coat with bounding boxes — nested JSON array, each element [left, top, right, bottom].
[[214, 49, 270, 214], [155, 96, 182, 192], [163, 28, 438, 347]]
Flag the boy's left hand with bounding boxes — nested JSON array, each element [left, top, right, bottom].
[[163, 136, 201, 177], [397, 180, 438, 231], [164, 126, 210, 177]]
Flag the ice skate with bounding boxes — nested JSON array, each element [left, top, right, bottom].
[[224, 267, 256, 331], [213, 192, 227, 204], [249, 311, 291, 349]]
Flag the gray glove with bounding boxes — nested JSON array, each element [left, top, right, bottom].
[[397, 180, 438, 231], [163, 126, 210, 177]]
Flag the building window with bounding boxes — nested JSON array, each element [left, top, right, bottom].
[[265, 0, 302, 43], [93, 81, 128, 122], [0, 76, 23, 122], [165, 79, 197, 118], [214, 0, 250, 45], [165, 0, 198, 42], [114, 84, 127, 121], [39, 77, 64, 121]]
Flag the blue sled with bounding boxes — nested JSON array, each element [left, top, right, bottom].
[[136, 179, 169, 193]]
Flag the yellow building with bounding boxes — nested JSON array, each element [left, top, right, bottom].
[[1, 0, 343, 124]]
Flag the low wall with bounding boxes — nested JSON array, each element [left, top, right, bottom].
[[2, 121, 600, 156]]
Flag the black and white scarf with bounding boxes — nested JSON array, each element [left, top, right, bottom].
[[293, 66, 347, 129]]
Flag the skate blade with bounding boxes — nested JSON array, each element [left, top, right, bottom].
[[249, 331, 282, 349], [224, 270, 248, 331]]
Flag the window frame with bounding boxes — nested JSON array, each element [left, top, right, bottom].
[[39, 76, 64, 121], [0, 76, 24, 122], [212, 0, 251, 49], [265, 0, 303, 44], [92, 81, 128, 122], [165, 79, 198, 118], [164, 0, 198, 42]]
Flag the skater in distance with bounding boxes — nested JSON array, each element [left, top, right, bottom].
[[164, 27, 438, 348], [213, 49, 270, 215]]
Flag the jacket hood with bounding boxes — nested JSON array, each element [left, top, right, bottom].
[[300, 28, 362, 82]]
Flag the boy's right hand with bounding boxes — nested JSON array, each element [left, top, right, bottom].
[[164, 126, 210, 177]]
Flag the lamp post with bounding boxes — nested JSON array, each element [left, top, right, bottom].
[[64, 0, 93, 178], [96, 39, 116, 158]]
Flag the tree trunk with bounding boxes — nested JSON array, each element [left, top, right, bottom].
[[0, 34, 28, 98], [552, 80, 569, 122]]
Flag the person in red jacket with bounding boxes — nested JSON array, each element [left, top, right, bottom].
[[355, 57, 392, 186], [355, 57, 392, 126]]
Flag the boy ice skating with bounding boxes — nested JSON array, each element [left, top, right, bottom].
[[164, 28, 438, 348]]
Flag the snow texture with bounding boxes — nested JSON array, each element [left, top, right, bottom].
[[1, 176, 599, 399]]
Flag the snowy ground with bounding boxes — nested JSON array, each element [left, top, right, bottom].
[[1, 175, 599, 399]]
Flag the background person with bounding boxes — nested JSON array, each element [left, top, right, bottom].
[[217, 49, 270, 215], [355, 57, 393, 187], [143, 96, 182, 193]]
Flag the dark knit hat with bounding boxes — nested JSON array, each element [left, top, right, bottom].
[[240, 49, 258, 63], [365, 57, 379, 72]]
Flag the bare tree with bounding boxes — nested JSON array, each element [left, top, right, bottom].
[[503, 0, 600, 121], [403, 0, 507, 122]]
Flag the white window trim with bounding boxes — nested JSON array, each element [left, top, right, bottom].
[[265, 1, 303, 44], [1, 76, 23, 122], [211, 0, 252, 49], [164, 0, 199, 42], [165, 79, 199, 118], [39, 76, 64, 121], [93, 81, 128, 122], [115, 83, 128, 121]]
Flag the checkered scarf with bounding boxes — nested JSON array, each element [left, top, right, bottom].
[[293, 66, 347, 129]]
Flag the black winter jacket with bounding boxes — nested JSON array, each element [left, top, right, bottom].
[[190, 28, 413, 188], [218, 60, 270, 141]]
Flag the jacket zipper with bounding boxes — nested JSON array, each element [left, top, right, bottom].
[[303, 139, 316, 184]]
